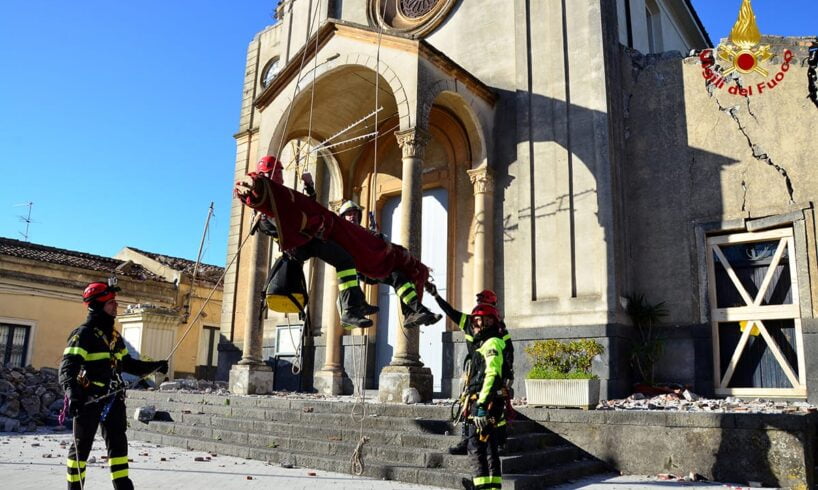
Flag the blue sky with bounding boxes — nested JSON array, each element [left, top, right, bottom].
[[0, 1, 814, 267]]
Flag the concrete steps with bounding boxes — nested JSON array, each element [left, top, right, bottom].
[[125, 390, 607, 489]]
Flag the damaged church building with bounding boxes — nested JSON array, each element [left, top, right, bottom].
[[217, 0, 818, 405]]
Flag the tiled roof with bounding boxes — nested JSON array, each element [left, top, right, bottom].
[[0, 237, 164, 282], [128, 247, 224, 285]]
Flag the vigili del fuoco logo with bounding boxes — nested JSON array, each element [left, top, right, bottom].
[[699, 0, 793, 97]]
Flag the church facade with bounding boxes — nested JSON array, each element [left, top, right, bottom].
[[220, 0, 818, 404]]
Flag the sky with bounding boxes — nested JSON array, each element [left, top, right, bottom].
[[0, 1, 814, 267]]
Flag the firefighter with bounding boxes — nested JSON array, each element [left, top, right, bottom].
[[425, 284, 513, 458], [59, 280, 169, 489], [250, 156, 376, 328], [431, 297, 507, 490], [338, 200, 441, 329]]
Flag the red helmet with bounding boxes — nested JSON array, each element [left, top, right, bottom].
[[82, 282, 117, 304], [257, 155, 283, 174], [471, 303, 499, 322], [476, 289, 497, 305]]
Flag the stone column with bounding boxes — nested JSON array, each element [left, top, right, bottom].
[[314, 199, 345, 395], [229, 228, 274, 394], [467, 166, 495, 292], [378, 127, 433, 403]]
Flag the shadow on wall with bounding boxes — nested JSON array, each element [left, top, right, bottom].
[[487, 50, 739, 398]]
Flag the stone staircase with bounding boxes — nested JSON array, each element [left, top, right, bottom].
[[125, 390, 607, 489]]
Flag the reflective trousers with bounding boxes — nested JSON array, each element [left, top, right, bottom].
[[66, 397, 133, 490], [467, 423, 502, 489]]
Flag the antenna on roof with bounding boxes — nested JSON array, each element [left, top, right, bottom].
[[183, 202, 215, 323], [14, 202, 34, 241]]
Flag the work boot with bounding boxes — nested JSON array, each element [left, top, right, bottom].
[[360, 302, 379, 316], [461, 477, 475, 490], [403, 307, 443, 329], [448, 438, 468, 455], [341, 307, 373, 329]]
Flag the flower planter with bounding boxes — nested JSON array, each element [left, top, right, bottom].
[[525, 378, 600, 409]]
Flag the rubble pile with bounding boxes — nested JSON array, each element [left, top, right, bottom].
[[157, 379, 229, 394], [0, 366, 65, 432], [597, 391, 818, 414]]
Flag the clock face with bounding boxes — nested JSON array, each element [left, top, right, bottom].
[[262, 58, 281, 88], [399, 0, 438, 18]]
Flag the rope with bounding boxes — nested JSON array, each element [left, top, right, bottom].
[[84, 219, 259, 406], [349, 333, 370, 475]]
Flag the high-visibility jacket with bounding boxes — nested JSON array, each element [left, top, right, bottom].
[[59, 312, 159, 401]]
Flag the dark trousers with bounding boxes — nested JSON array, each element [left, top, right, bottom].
[[289, 238, 365, 311], [66, 398, 133, 490], [378, 270, 424, 316], [467, 423, 502, 489]]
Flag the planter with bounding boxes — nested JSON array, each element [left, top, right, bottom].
[[525, 378, 600, 409]]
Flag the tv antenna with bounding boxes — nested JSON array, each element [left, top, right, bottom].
[[14, 201, 34, 241]]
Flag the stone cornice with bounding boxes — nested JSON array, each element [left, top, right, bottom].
[[253, 19, 496, 111]]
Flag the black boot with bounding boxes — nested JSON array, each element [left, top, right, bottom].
[[341, 307, 373, 329], [404, 306, 442, 329]]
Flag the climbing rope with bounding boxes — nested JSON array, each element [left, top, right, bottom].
[[84, 220, 259, 406]]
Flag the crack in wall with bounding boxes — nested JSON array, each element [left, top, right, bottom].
[[712, 95, 796, 204]]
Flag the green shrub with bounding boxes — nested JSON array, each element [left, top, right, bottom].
[[524, 339, 604, 379]]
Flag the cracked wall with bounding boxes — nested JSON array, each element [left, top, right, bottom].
[[622, 38, 818, 329]]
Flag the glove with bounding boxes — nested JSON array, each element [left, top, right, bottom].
[[154, 360, 169, 375], [473, 405, 489, 432], [424, 282, 438, 297]]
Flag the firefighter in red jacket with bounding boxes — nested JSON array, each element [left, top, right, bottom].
[[59, 280, 168, 489], [247, 156, 376, 328], [338, 200, 441, 328]]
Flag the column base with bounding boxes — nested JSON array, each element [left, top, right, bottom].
[[313, 368, 344, 395], [229, 363, 274, 395], [377, 365, 433, 403]]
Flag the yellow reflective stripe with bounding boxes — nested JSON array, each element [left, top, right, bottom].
[[66, 459, 86, 468], [496, 419, 507, 427], [63, 346, 88, 359], [401, 290, 417, 303], [114, 348, 128, 360], [336, 268, 357, 279], [464, 334, 474, 342], [474, 476, 492, 485], [67, 471, 86, 482], [338, 280, 358, 291], [489, 475, 502, 485], [85, 351, 111, 361], [396, 282, 414, 296], [91, 381, 106, 387], [459, 314, 467, 331], [110, 469, 129, 480], [478, 338, 505, 404], [502, 333, 511, 341], [108, 456, 129, 466]]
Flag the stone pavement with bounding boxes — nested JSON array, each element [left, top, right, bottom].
[[0, 430, 775, 490]]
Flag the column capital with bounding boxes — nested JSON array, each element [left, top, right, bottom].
[[395, 127, 431, 160], [466, 166, 495, 195], [328, 199, 344, 213]]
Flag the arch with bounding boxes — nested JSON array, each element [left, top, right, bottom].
[[420, 79, 490, 169], [265, 55, 412, 157]]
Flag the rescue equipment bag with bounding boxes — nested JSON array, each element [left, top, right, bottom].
[[264, 254, 308, 314]]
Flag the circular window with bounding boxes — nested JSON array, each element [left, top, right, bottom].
[[369, 0, 456, 38], [261, 58, 281, 88]]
